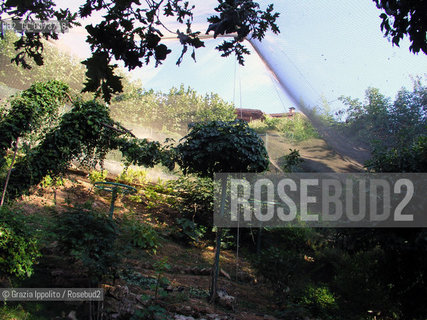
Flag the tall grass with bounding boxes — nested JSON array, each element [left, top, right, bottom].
[[250, 114, 319, 142]]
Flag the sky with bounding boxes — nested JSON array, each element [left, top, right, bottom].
[[52, 0, 426, 115]]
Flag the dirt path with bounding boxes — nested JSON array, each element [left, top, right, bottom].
[[265, 132, 365, 173]]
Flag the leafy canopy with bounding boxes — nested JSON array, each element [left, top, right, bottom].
[[0, 0, 280, 102], [0, 80, 70, 168], [338, 77, 427, 172], [373, 0, 427, 54], [176, 119, 269, 177]]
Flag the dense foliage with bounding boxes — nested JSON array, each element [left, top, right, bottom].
[[55, 205, 120, 283], [373, 0, 427, 54], [177, 119, 269, 177], [0, 207, 41, 279], [0, 0, 280, 102], [0, 81, 174, 200], [247, 80, 427, 319], [260, 79, 425, 319], [0, 80, 69, 168], [338, 78, 426, 172]]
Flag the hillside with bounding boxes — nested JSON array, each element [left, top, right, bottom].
[[1, 170, 282, 320]]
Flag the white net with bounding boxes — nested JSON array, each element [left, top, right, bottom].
[[1, 0, 425, 172]]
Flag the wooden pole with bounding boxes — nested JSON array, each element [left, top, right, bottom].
[[1, 138, 19, 208], [210, 177, 227, 303]]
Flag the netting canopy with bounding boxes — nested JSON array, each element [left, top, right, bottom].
[[1, 0, 425, 168]]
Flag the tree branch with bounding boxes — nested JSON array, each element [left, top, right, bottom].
[[101, 122, 136, 138]]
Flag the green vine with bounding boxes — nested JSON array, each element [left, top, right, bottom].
[[0, 80, 69, 168], [1, 81, 175, 200]]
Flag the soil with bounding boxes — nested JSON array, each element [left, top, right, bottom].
[[265, 131, 365, 173]]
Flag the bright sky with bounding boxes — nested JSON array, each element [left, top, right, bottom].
[[53, 0, 426, 115]]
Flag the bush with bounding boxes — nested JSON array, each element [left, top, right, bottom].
[[88, 169, 108, 183], [281, 149, 304, 172], [55, 205, 120, 283], [169, 176, 213, 226], [120, 216, 159, 253], [298, 284, 338, 319], [277, 114, 319, 142], [0, 207, 41, 279]]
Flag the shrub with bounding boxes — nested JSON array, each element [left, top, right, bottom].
[[298, 284, 338, 319], [116, 168, 147, 184], [281, 149, 304, 172], [120, 216, 159, 253], [277, 114, 319, 142], [88, 169, 108, 183], [55, 205, 120, 283], [169, 176, 213, 225], [0, 207, 41, 279]]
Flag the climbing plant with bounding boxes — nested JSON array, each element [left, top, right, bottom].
[[0, 81, 174, 200], [0, 80, 70, 168]]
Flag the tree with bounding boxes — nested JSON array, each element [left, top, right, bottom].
[[0, 0, 280, 102], [373, 0, 427, 54], [176, 119, 269, 301], [336, 78, 427, 319], [177, 119, 269, 176], [338, 79, 426, 152]]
